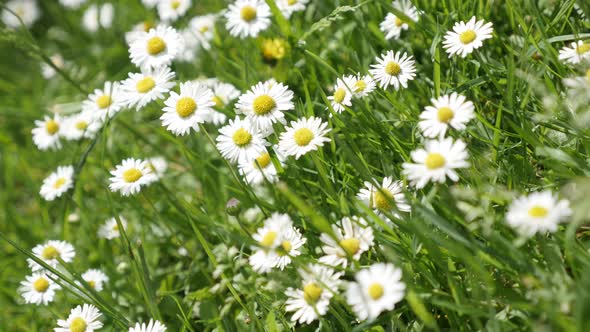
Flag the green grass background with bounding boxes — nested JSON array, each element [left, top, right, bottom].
[[1, 0, 590, 330]]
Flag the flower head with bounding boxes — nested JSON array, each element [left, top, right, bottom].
[[28, 240, 76, 271], [558, 40, 590, 65], [443, 17, 493, 58], [236, 81, 294, 134], [40, 165, 75, 201], [216, 117, 268, 163], [419, 92, 475, 138], [121, 67, 176, 111], [379, 0, 419, 40], [506, 191, 572, 237], [160, 82, 215, 135], [369, 50, 416, 90], [32, 115, 63, 151], [319, 216, 374, 267], [129, 25, 184, 70], [225, 0, 271, 38], [109, 158, 157, 196], [19, 272, 61, 305], [54, 304, 103, 332], [278, 116, 331, 160]]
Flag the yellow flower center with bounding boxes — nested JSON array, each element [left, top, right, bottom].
[[212, 96, 224, 108], [252, 95, 276, 115], [176, 97, 197, 118], [253, 153, 271, 169], [75, 121, 88, 130], [288, 0, 298, 4], [385, 61, 401, 76], [368, 283, 384, 300], [136, 77, 156, 93], [41, 246, 60, 260], [395, 17, 403, 27], [241, 6, 257, 22], [577, 43, 590, 55], [354, 80, 367, 92], [425, 152, 446, 170], [293, 128, 314, 146], [53, 177, 66, 189], [146, 36, 166, 55], [112, 223, 119, 231], [143, 21, 154, 32], [232, 128, 252, 147], [259, 231, 277, 247], [528, 205, 548, 218], [69, 317, 87, 332], [45, 120, 59, 135], [339, 238, 360, 256], [373, 188, 393, 210], [96, 95, 112, 109], [171, 0, 181, 9], [278, 240, 292, 256], [459, 30, 477, 44], [33, 277, 50, 293], [303, 282, 323, 305], [88, 280, 96, 289], [199, 25, 209, 33], [123, 168, 143, 183], [437, 106, 454, 123], [333, 88, 346, 103]]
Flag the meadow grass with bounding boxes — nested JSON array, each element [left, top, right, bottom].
[[1, 0, 590, 331]]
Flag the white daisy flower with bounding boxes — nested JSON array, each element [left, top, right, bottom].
[[216, 117, 268, 163], [55, 304, 103, 332], [278, 116, 331, 160], [236, 81, 294, 134], [59, 0, 87, 9], [146, 156, 168, 181], [277, 0, 308, 18], [121, 67, 176, 111], [82, 3, 114, 32], [349, 73, 376, 98], [558, 41, 590, 65], [129, 319, 167, 332], [274, 224, 306, 270], [402, 137, 470, 189], [160, 82, 215, 135], [81, 269, 109, 291], [28, 240, 76, 271], [206, 81, 241, 125], [125, 21, 156, 45], [19, 272, 61, 305], [369, 50, 416, 90], [443, 16, 493, 58], [506, 191, 572, 237], [346, 263, 405, 321], [41, 54, 65, 79], [189, 14, 216, 50], [32, 115, 63, 151], [225, 0, 272, 38], [109, 158, 157, 196], [379, 0, 419, 40], [129, 25, 184, 70], [158, 0, 191, 22], [2, 0, 40, 28], [285, 264, 343, 325], [418, 92, 475, 138], [319, 216, 374, 268], [63, 111, 102, 141], [40, 165, 75, 201], [327, 76, 354, 113], [249, 213, 301, 273], [238, 148, 284, 185], [82, 81, 125, 121], [98, 216, 128, 240], [357, 176, 411, 221]]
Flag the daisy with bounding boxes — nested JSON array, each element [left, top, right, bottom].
[[59, 0, 87, 9], [249, 213, 301, 273], [109, 158, 157, 196], [82, 3, 114, 32], [129, 319, 167, 332], [19, 272, 61, 305], [146, 156, 168, 181], [346, 263, 406, 320], [418, 92, 475, 138], [402, 137, 470, 189], [506, 191, 572, 237], [558, 41, 590, 65], [158, 0, 191, 22], [129, 25, 184, 70], [443, 17, 494, 58], [278, 116, 331, 160], [40, 165, 75, 201], [32, 115, 63, 150], [277, 0, 308, 18], [55, 304, 103, 332], [274, 224, 306, 270], [125, 21, 156, 45], [319, 216, 374, 267], [189, 14, 216, 50], [81, 269, 109, 291], [379, 0, 419, 40], [327, 76, 354, 113], [2, 0, 40, 28], [238, 148, 283, 185], [369, 50, 416, 90], [28, 240, 76, 271], [225, 0, 272, 38], [63, 111, 101, 141], [121, 67, 176, 111], [160, 82, 215, 135], [98, 216, 128, 240], [236, 81, 294, 134], [349, 73, 376, 98], [82, 81, 124, 121], [285, 264, 343, 324], [357, 176, 411, 220], [207, 81, 241, 125], [216, 117, 268, 163]]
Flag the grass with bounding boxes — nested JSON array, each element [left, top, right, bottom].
[[1, 0, 590, 331]]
